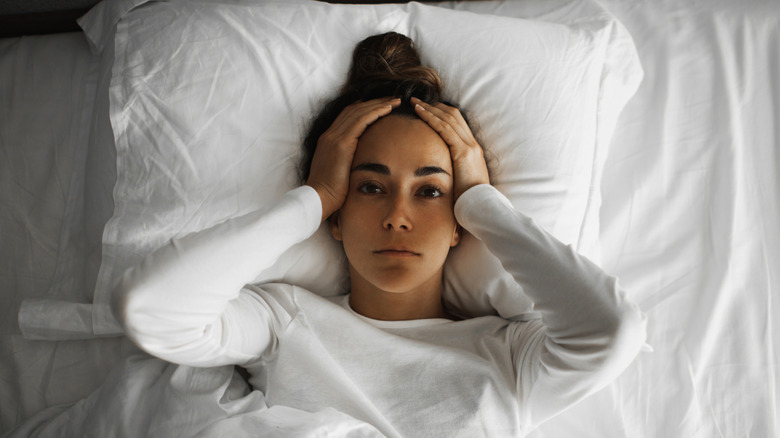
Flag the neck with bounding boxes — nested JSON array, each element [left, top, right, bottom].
[[348, 267, 453, 321]]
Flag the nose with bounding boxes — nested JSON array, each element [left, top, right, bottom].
[[382, 194, 412, 231]]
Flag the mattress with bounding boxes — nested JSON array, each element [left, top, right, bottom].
[[1, 0, 778, 436]]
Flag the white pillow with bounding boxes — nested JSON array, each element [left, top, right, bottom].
[[84, 0, 640, 334]]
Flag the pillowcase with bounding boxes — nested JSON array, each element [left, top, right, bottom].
[[78, 0, 640, 335]]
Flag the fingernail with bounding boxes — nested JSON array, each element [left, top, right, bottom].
[[415, 104, 425, 111]]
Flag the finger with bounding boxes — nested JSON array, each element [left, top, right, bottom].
[[339, 99, 400, 140], [414, 104, 466, 148], [327, 99, 397, 138], [411, 97, 461, 122], [412, 99, 475, 145], [334, 98, 401, 129], [363, 96, 403, 105], [326, 98, 400, 155], [413, 101, 472, 145], [429, 106, 472, 143], [346, 97, 402, 115]]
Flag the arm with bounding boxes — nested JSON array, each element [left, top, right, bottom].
[[413, 98, 646, 425], [113, 186, 322, 367], [455, 184, 647, 427], [116, 97, 400, 367]]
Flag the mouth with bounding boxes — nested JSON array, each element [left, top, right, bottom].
[[373, 248, 420, 257]]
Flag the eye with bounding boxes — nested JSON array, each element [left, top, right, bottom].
[[358, 182, 383, 194], [418, 185, 444, 198]]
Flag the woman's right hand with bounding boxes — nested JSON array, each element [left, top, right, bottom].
[[306, 97, 401, 222]]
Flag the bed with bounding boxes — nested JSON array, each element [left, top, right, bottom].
[[1, 0, 777, 436]]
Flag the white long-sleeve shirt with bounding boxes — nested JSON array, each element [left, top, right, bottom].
[[114, 184, 646, 437]]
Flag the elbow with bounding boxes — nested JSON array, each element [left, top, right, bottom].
[[110, 264, 231, 366], [616, 301, 647, 348], [111, 264, 168, 350], [600, 300, 648, 370]]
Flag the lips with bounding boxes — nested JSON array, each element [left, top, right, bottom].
[[373, 247, 420, 257]]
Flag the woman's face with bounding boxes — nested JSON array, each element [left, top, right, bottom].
[[330, 115, 460, 295]]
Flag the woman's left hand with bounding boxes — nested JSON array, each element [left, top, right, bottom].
[[411, 97, 490, 201]]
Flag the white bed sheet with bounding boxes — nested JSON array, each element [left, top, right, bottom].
[[0, 32, 139, 434], [594, 0, 780, 436], [1, 0, 778, 436]]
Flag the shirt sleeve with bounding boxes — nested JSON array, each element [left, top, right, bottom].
[[113, 186, 323, 367], [454, 184, 647, 428]]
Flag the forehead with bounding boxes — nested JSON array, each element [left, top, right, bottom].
[[354, 115, 452, 170]]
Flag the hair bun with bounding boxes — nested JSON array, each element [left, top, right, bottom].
[[344, 32, 441, 104]]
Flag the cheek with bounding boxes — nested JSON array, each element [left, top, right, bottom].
[[338, 199, 374, 238], [420, 208, 458, 242]]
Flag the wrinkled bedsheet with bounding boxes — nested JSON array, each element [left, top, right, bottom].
[[6, 354, 387, 438], [594, 0, 780, 436], [0, 31, 134, 433], [1, 0, 778, 436]]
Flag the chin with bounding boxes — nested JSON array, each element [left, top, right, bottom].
[[363, 266, 440, 295], [346, 255, 446, 296], [369, 274, 421, 294]]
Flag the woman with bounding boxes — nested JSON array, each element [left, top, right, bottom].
[[115, 32, 646, 436]]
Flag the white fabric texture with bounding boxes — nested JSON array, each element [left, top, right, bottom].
[[55, 0, 644, 337], [5, 353, 387, 438], [0, 33, 98, 336], [111, 184, 646, 436], [4, 0, 779, 436], [591, 1, 780, 436], [0, 32, 137, 434]]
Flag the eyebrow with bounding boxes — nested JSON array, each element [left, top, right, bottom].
[[351, 162, 450, 177], [351, 162, 389, 175], [414, 166, 450, 177]]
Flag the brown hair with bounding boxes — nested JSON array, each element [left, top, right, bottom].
[[299, 32, 486, 183], [343, 32, 442, 110]]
